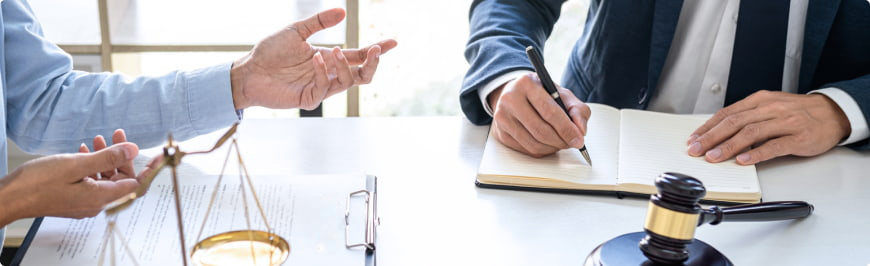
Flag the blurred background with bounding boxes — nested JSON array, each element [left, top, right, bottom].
[[27, 0, 587, 118], [2, 0, 587, 259]]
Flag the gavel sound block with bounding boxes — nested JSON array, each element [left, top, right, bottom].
[[585, 172, 813, 266]]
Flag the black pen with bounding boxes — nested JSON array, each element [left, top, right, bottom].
[[525, 46, 592, 166]]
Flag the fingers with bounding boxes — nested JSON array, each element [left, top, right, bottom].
[[81, 130, 134, 180], [293, 8, 346, 40], [311, 44, 385, 102], [493, 127, 535, 156], [305, 52, 330, 110], [111, 129, 136, 180], [510, 104, 565, 152], [92, 135, 121, 178], [689, 91, 771, 144], [341, 39, 397, 65], [733, 137, 794, 165], [688, 108, 777, 158], [560, 88, 591, 136], [138, 156, 164, 182], [700, 119, 788, 163], [112, 129, 127, 143], [93, 135, 108, 151], [91, 178, 139, 205], [49, 175, 139, 219], [490, 75, 570, 157], [523, 78, 582, 149], [67, 178, 139, 217], [79, 143, 99, 179], [354, 45, 382, 85], [72, 143, 139, 181], [308, 40, 394, 102], [328, 46, 355, 97], [133, 156, 165, 196], [492, 119, 558, 157], [687, 92, 846, 165]]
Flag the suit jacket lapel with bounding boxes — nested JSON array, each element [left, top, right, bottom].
[[798, 0, 841, 92], [647, 0, 684, 97]]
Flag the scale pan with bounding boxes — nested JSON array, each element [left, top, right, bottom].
[[191, 230, 289, 266]]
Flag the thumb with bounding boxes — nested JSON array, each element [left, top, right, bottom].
[[73, 143, 139, 179], [93, 178, 140, 204], [293, 8, 346, 40]]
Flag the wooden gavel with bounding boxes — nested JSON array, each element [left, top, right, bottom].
[[586, 172, 813, 266]]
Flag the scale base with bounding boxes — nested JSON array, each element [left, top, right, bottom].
[[191, 230, 289, 266], [585, 232, 732, 266]]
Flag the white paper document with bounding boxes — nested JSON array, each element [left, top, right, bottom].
[[19, 166, 370, 265]]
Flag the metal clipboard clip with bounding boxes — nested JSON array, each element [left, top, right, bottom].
[[345, 175, 378, 252]]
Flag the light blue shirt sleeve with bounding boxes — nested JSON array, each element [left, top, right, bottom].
[[2, 0, 240, 154]]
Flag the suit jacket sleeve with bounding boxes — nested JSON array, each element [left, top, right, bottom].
[[461, 0, 566, 125], [825, 74, 870, 150]]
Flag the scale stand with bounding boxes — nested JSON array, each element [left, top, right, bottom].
[[100, 122, 289, 266]]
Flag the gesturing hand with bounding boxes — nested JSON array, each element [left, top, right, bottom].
[[687, 91, 851, 165], [230, 8, 398, 110], [0, 142, 141, 226], [489, 73, 591, 157]]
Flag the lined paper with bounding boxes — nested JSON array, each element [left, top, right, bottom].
[[617, 109, 759, 194]]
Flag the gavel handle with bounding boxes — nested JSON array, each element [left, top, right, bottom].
[[700, 201, 814, 225]]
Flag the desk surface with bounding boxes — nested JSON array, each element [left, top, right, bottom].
[[47, 117, 870, 265]]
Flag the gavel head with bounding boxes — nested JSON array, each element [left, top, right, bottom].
[[639, 172, 706, 264]]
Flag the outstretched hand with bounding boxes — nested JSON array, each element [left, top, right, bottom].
[[230, 8, 398, 110]]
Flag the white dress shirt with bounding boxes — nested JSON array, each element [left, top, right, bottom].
[[478, 0, 869, 145]]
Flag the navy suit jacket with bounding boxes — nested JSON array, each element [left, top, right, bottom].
[[462, 0, 870, 149]]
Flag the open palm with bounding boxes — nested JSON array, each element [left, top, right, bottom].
[[231, 8, 397, 110]]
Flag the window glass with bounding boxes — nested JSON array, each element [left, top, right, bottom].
[[107, 0, 345, 46], [29, 0, 101, 45], [357, 0, 587, 116]]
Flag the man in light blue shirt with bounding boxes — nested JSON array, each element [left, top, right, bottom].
[[0, 0, 397, 245]]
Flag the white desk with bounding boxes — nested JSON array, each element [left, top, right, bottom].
[[99, 117, 870, 265]]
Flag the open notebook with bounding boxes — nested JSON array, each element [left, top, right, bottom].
[[476, 103, 761, 204]]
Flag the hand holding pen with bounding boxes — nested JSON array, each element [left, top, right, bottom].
[[484, 46, 592, 162], [525, 46, 591, 165]]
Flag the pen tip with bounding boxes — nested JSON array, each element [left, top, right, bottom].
[[580, 148, 592, 166]]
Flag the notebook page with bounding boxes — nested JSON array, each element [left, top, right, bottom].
[[616, 110, 759, 194], [477, 103, 620, 187]]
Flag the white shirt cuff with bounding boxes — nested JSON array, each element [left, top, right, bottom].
[[477, 70, 533, 117], [809, 88, 870, 145]]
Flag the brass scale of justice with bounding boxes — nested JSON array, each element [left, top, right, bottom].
[[98, 122, 289, 266]]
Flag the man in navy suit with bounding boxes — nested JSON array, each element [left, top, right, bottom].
[[462, 0, 869, 165]]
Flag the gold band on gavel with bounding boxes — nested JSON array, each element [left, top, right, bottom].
[[643, 201, 699, 240]]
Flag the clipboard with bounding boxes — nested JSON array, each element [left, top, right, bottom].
[[346, 175, 378, 266]]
